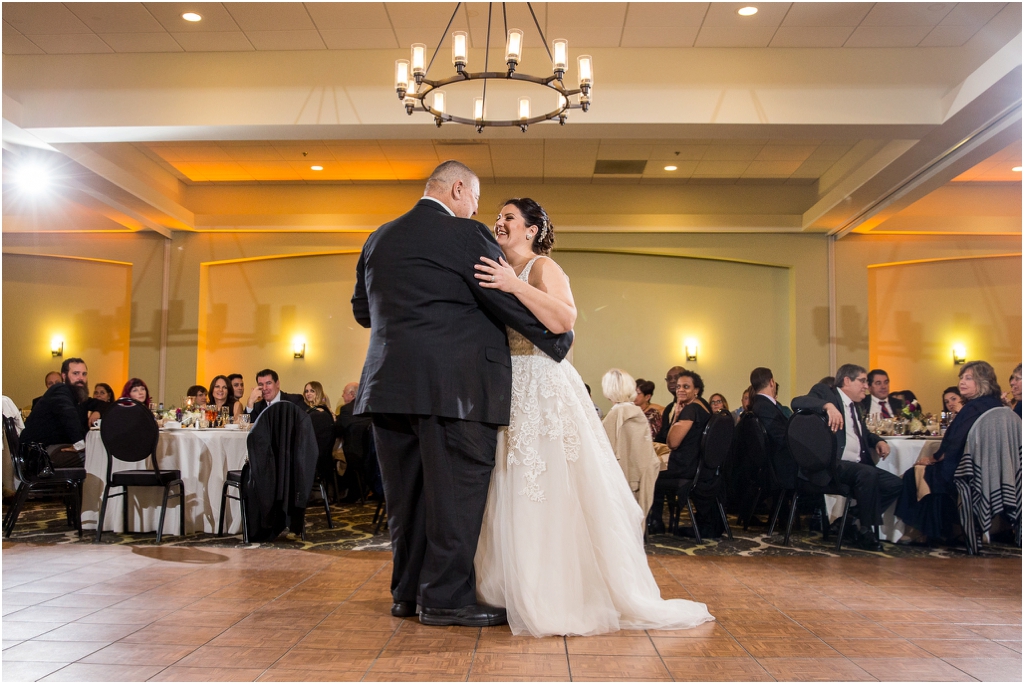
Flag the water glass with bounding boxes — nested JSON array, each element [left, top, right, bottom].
[[238, 413, 251, 430]]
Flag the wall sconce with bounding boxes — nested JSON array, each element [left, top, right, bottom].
[[50, 336, 64, 357], [292, 337, 306, 359], [952, 344, 966, 365], [684, 338, 699, 363]]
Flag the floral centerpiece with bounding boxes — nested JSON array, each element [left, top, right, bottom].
[[900, 400, 926, 434]]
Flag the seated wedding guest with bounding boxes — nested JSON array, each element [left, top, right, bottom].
[[709, 393, 729, 414], [654, 366, 687, 443], [303, 381, 333, 414], [245, 369, 304, 422], [208, 375, 242, 419], [634, 379, 663, 440], [649, 370, 713, 536], [819, 376, 836, 388], [227, 373, 245, 404], [792, 364, 903, 551], [603, 369, 660, 529], [20, 358, 90, 468], [121, 378, 152, 406], [890, 389, 917, 405], [896, 361, 1004, 544], [748, 367, 796, 490], [186, 384, 208, 407], [859, 369, 904, 418], [583, 384, 603, 419], [31, 371, 63, 410], [86, 382, 116, 426], [1006, 363, 1021, 418], [730, 387, 751, 424], [942, 386, 964, 415], [774, 383, 793, 419], [335, 382, 374, 501]]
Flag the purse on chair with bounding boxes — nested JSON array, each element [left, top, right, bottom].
[[19, 442, 55, 480]]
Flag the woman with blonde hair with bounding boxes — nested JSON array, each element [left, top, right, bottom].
[[601, 369, 662, 531], [303, 381, 332, 414]]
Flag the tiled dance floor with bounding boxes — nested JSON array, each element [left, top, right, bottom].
[[2, 543, 1020, 682]]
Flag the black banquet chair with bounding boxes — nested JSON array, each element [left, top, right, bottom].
[[783, 410, 852, 551], [667, 411, 735, 543], [96, 399, 185, 544], [735, 411, 788, 534], [3, 416, 84, 538]]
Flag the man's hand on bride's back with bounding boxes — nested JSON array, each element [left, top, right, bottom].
[[475, 256, 520, 293]]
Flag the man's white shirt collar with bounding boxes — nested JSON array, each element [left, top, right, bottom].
[[420, 196, 455, 217], [757, 392, 777, 405]]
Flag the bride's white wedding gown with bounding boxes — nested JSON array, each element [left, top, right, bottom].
[[475, 257, 714, 637]]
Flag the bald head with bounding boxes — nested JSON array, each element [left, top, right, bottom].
[[424, 160, 480, 219]]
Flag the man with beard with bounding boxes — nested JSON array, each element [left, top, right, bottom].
[[20, 357, 91, 468]]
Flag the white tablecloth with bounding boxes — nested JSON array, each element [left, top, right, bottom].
[[825, 437, 942, 542], [83, 428, 249, 536]]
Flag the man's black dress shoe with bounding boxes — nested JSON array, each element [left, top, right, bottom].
[[420, 603, 507, 627], [855, 530, 883, 552], [391, 601, 417, 618]]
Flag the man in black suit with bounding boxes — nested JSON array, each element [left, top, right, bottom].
[[20, 358, 90, 468], [859, 368, 905, 419], [747, 367, 796, 490], [352, 160, 572, 627], [244, 369, 304, 422], [792, 364, 903, 551]]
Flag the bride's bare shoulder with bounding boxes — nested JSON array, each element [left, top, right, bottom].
[[529, 255, 567, 280]]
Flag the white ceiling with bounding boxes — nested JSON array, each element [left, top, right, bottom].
[[1, 2, 1013, 54]]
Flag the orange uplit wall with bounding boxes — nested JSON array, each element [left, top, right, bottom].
[[868, 254, 1022, 413], [1, 254, 132, 407]]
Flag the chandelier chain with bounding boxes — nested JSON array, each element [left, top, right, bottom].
[[526, 3, 554, 65], [425, 2, 462, 79]]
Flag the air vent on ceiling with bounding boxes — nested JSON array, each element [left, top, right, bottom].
[[594, 159, 647, 175]]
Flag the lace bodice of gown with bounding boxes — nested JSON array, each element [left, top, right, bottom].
[[507, 257, 547, 357]]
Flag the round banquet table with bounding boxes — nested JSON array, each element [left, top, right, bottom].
[[82, 428, 249, 536], [824, 436, 942, 543]]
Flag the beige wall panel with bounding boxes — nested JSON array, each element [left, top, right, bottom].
[[2, 254, 131, 408], [557, 252, 791, 413], [197, 253, 368, 409], [868, 255, 1022, 414]]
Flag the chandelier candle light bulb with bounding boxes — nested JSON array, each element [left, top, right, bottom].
[[552, 39, 568, 76], [411, 43, 427, 79], [452, 32, 468, 71], [474, 97, 485, 120], [395, 60, 410, 97], [506, 29, 524, 69]]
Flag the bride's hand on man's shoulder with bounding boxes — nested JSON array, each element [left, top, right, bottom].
[[475, 256, 520, 293]]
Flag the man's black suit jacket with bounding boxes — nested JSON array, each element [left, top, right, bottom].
[[748, 393, 797, 489], [250, 392, 305, 423], [858, 394, 905, 417], [792, 383, 885, 469], [351, 199, 573, 426], [20, 383, 86, 447]]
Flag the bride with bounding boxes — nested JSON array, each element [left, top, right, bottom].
[[473, 198, 714, 637]]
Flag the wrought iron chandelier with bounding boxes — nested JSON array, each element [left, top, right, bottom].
[[394, 2, 593, 132]]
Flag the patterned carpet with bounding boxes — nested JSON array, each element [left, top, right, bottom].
[[4, 498, 1020, 559]]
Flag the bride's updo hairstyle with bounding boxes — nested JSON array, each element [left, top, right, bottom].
[[502, 197, 555, 256]]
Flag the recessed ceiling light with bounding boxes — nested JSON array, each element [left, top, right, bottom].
[[664, 165, 678, 171], [1013, 166, 1022, 172], [15, 163, 50, 193], [182, 12, 202, 22], [737, 6, 758, 17], [310, 165, 324, 171]]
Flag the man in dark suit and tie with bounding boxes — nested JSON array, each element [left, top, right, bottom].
[[859, 368, 905, 419], [352, 160, 573, 627], [244, 369, 304, 422], [747, 367, 796, 490], [792, 364, 903, 551]]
